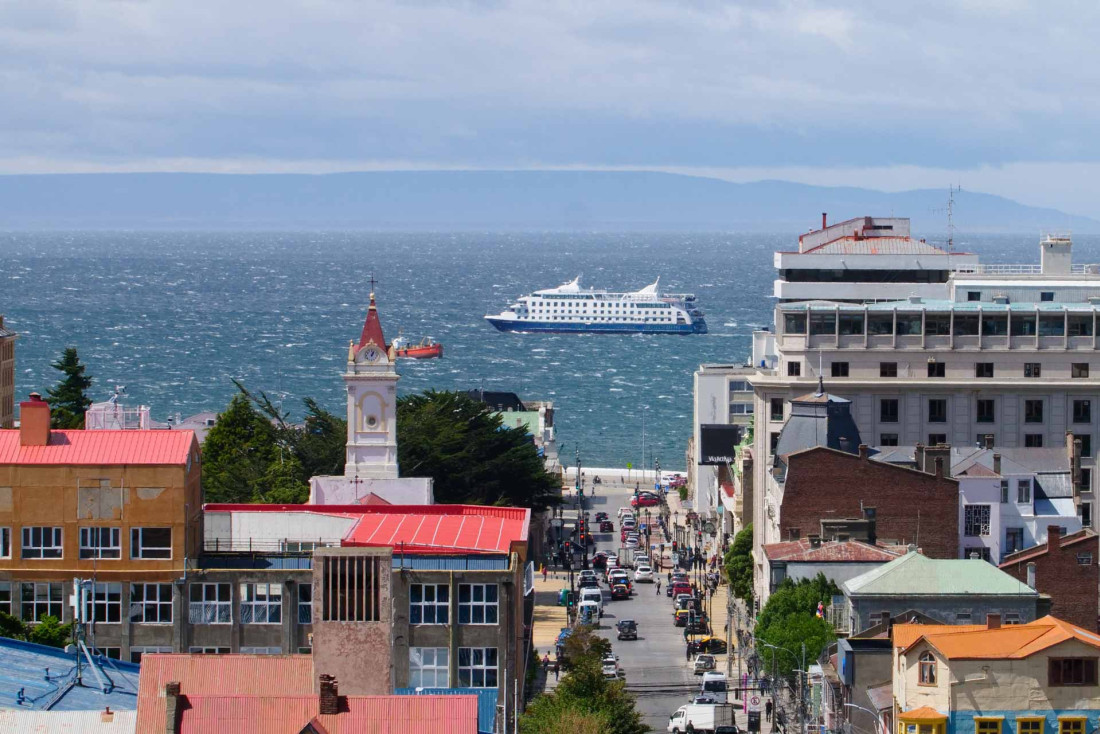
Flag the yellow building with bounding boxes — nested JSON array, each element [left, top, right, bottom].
[[0, 316, 14, 429], [894, 616, 1100, 734], [0, 393, 200, 633]]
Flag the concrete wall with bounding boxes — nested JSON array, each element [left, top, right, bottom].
[[309, 475, 433, 506], [852, 594, 1037, 632]]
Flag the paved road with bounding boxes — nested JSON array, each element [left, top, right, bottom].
[[578, 480, 702, 733]]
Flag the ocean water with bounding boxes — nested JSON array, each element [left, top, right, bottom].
[[0, 231, 1088, 469]]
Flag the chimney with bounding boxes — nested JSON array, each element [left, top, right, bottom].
[[993, 453, 1002, 475], [934, 457, 944, 479], [863, 506, 877, 545], [319, 674, 339, 715], [1047, 524, 1062, 551], [987, 613, 1001, 630], [165, 682, 183, 734], [923, 444, 951, 477], [822, 212, 828, 230], [19, 393, 51, 447], [858, 444, 869, 460], [809, 534, 821, 549], [984, 434, 994, 450], [101, 706, 114, 724], [1026, 561, 1037, 589], [914, 442, 925, 470]]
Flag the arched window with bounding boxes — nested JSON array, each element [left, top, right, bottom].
[[919, 652, 937, 684]]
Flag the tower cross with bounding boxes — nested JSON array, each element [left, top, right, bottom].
[[368, 273, 378, 293]]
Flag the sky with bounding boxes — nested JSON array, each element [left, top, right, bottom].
[[3, 0, 1100, 216]]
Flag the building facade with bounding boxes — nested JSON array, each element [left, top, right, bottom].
[[0, 316, 14, 429], [1001, 526, 1100, 632]]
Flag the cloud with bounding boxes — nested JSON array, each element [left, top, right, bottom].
[[0, 1, 1099, 211]]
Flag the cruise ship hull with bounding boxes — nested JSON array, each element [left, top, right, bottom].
[[485, 317, 707, 334]]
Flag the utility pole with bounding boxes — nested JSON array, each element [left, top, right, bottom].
[[799, 641, 806, 734]]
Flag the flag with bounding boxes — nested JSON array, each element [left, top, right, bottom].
[[815, 601, 824, 618]]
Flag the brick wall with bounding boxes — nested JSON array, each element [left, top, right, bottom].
[[779, 447, 959, 559], [1001, 527, 1099, 632]]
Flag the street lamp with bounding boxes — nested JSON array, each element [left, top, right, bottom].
[[844, 703, 888, 734]]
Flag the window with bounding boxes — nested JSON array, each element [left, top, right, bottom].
[[85, 582, 122, 623], [189, 583, 231, 624], [1073, 363, 1090, 378], [1001, 481, 1010, 503], [298, 583, 313, 624], [1025, 400, 1044, 423], [975, 719, 1002, 734], [22, 582, 63, 622], [1049, 658, 1098, 686], [1070, 316, 1094, 337], [240, 646, 282, 654], [93, 647, 121, 660], [1012, 314, 1037, 336], [928, 434, 947, 446], [1081, 468, 1093, 494], [810, 313, 836, 335], [927, 362, 946, 377], [0, 527, 10, 559], [880, 362, 898, 378], [964, 505, 992, 537], [787, 362, 801, 377], [1017, 719, 1044, 734], [770, 432, 781, 454], [410, 647, 450, 687], [1059, 720, 1086, 734], [129, 583, 173, 624], [1041, 292, 1055, 302], [410, 584, 450, 625], [1073, 400, 1091, 424], [130, 646, 172, 664], [928, 399, 947, 423], [977, 400, 995, 424], [880, 434, 899, 447], [188, 647, 230, 654], [770, 398, 784, 422], [1004, 613, 1022, 625], [320, 554, 382, 622], [977, 433, 995, 446], [1081, 503, 1093, 529], [963, 548, 991, 561], [130, 527, 171, 559], [1025, 363, 1042, 378], [968, 291, 981, 302], [919, 652, 937, 684], [458, 647, 498, 688], [1079, 435, 1093, 458], [79, 527, 121, 559], [0, 582, 10, 616], [1077, 552, 1093, 566], [975, 363, 994, 378], [831, 362, 849, 378], [1005, 528, 1024, 554], [880, 399, 899, 423], [1025, 434, 1044, 448], [240, 583, 282, 624], [458, 584, 499, 625], [1018, 480, 1032, 503], [22, 527, 62, 559]]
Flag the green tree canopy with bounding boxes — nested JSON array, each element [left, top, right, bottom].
[[202, 393, 289, 503], [0, 612, 73, 649], [724, 523, 754, 606], [397, 390, 559, 510], [754, 573, 839, 678], [45, 347, 92, 428]]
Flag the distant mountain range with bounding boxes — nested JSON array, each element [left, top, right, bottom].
[[0, 171, 1095, 232]]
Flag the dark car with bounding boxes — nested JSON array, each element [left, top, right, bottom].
[[600, 520, 614, 532], [616, 619, 638, 640], [689, 636, 729, 655], [687, 617, 710, 635], [595, 512, 609, 522], [579, 577, 600, 589], [715, 726, 741, 734], [592, 551, 609, 569], [611, 584, 630, 600]]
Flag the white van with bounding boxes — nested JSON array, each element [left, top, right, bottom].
[[700, 672, 728, 704], [577, 600, 600, 626], [580, 586, 604, 616]]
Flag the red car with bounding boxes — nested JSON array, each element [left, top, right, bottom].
[[600, 521, 614, 532], [630, 493, 660, 508]]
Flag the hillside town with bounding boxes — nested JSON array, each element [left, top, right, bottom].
[[3, 217, 1100, 734]]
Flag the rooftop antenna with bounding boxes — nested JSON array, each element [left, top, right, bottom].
[[815, 352, 824, 396], [946, 185, 960, 252]]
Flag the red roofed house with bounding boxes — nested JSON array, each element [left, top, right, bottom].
[[0, 393, 201, 659], [135, 653, 480, 733], [761, 537, 905, 602]]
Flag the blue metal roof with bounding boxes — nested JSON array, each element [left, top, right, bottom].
[[394, 687, 498, 733], [0, 637, 140, 712]]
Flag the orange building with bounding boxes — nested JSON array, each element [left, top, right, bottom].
[[0, 393, 200, 652], [0, 316, 14, 429]]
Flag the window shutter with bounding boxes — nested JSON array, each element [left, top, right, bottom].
[[1050, 659, 1062, 685]]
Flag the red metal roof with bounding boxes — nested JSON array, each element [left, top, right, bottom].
[[358, 292, 388, 350], [0, 429, 197, 466], [203, 503, 532, 554], [763, 539, 904, 563]]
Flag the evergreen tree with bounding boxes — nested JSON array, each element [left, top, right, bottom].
[[724, 523, 754, 606], [45, 347, 92, 428], [754, 573, 839, 677], [201, 394, 285, 503]]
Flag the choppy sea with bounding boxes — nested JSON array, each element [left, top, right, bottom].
[[0, 231, 1086, 469]]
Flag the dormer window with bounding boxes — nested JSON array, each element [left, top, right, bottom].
[[919, 652, 937, 685]]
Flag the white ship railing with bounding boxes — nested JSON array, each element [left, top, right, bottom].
[[953, 263, 1100, 275]]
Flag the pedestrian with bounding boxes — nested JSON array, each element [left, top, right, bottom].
[[667, 571, 672, 585], [685, 643, 692, 661], [554, 659, 560, 681], [542, 653, 550, 670], [656, 579, 662, 595], [542, 565, 548, 582], [766, 699, 773, 722]]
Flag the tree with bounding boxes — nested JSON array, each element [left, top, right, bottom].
[[0, 611, 73, 649], [45, 347, 92, 428], [724, 523, 754, 606], [202, 394, 286, 503], [754, 574, 839, 678], [397, 391, 559, 510]]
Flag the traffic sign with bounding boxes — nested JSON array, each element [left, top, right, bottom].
[[748, 694, 763, 712], [627, 462, 632, 469]]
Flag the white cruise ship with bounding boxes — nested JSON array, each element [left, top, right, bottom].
[[485, 277, 707, 334]]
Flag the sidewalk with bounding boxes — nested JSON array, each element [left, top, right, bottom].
[[530, 572, 571, 692]]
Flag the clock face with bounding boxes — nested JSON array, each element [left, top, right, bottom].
[[364, 347, 383, 363]]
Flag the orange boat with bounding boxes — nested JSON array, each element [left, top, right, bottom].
[[390, 336, 443, 359]]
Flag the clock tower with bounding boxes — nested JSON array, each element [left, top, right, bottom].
[[343, 290, 399, 480]]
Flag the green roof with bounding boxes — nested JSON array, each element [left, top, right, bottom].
[[494, 410, 539, 434], [843, 552, 1038, 597]]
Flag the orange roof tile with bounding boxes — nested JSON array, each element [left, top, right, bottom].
[[899, 706, 947, 722], [901, 616, 1100, 660], [892, 624, 986, 650], [0, 429, 196, 466]]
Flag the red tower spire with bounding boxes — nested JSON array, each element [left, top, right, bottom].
[[357, 289, 387, 351]]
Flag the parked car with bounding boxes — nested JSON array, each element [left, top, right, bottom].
[[693, 654, 716, 674], [674, 609, 691, 627], [631, 493, 660, 508], [578, 569, 597, 583], [687, 616, 710, 635], [634, 565, 654, 582], [669, 583, 692, 598], [616, 619, 638, 640], [690, 637, 729, 655], [625, 536, 640, 549], [600, 520, 614, 532]]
